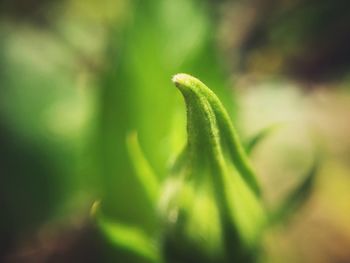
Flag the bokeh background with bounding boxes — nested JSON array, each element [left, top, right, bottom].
[[1, 0, 350, 262]]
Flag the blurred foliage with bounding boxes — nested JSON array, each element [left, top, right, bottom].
[[221, 0, 350, 82], [0, 0, 350, 262], [0, 0, 232, 261], [95, 0, 233, 232]]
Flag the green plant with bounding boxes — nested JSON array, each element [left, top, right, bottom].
[[93, 74, 317, 263]]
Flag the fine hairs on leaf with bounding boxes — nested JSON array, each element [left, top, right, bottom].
[[172, 74, 261, 196], [161, 73, 266, 263]]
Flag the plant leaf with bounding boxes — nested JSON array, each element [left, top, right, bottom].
[[173, 73, 261, 196], [245, 125, 280, 155], [126, 132, 160, 204], [91, 201, 160, 262], [159, 74, 266, 263], [269, 157, 319, 224]]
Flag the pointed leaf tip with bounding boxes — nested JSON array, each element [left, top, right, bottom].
[[172, 73, 204, 91], [172, 73, 190, 86], [172, 73, 261, 196]]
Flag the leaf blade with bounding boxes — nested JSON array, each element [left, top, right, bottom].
[[269, 157, 320, 224], [126, 132, 160, 204], [91, 201, 160, 262]]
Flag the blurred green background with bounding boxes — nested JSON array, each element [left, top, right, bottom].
[[1, 0, 350, 262]]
